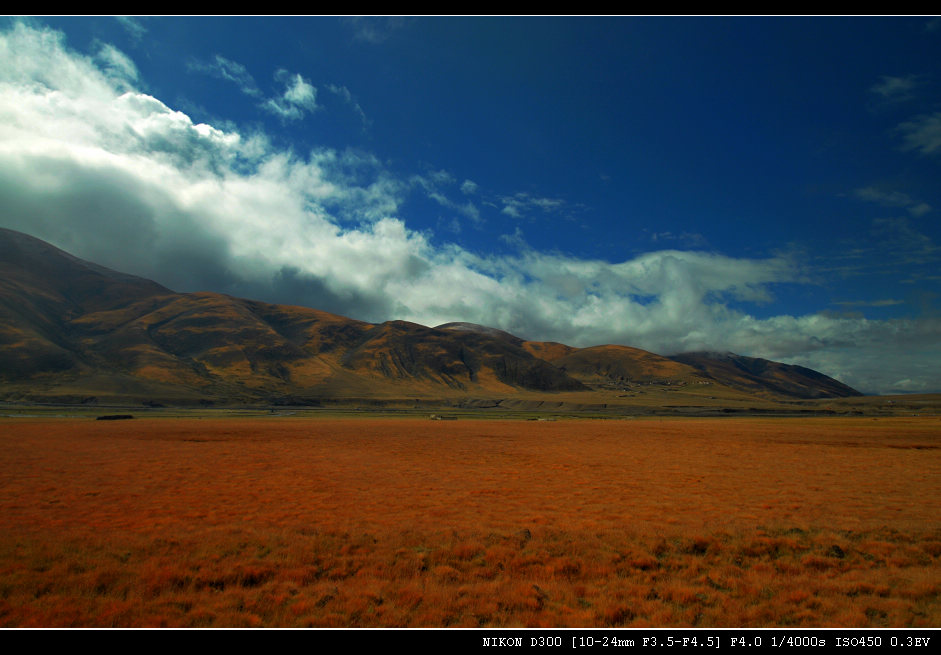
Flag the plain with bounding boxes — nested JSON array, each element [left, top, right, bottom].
[[0, 414, 938, 627]]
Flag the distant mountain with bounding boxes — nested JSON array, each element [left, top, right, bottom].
[[0, 228, 172, 382], [551, 345, 707, 387], [0, 228, 861, 406], [435, 321, 523, 344], [669, 351, 862, 399]]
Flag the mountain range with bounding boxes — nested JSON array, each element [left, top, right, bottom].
[[0, 227, 861, 409]]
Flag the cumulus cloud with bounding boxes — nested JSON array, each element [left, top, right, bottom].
[[1, 22, 940, 394]]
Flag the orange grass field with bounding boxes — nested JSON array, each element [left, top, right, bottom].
[[0, 415, 939, 628]]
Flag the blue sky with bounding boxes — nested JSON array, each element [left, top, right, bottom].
[[1, 16, 940, 394]]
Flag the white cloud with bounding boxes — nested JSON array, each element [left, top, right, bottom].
[[870, 74, 917, 101], [896, 113, 941, 155], [326, 83, 370, 128], [115, 16, 146, 41], [94, 42, 139, 87], [345, 17, 407, 44], [1, 22, 940, 395], [501, 202, 522, 218], [412, 172, 482, 226], [262, 70, 318, 121], [501, 192, 565, 218], [910, 203, 932, 217], [189, 54, 261, 98], [855, 186, 932, 217]]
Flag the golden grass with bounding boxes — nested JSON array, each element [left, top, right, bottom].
[[0, 416, 938, 627]]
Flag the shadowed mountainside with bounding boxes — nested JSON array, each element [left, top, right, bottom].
[[0, 228, 861, 406], [670, 351, 862, 400]]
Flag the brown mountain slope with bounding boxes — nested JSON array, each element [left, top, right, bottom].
[[434, 322, 861, 400], [436, 322, 580, 363], [0, 229, 586, 403], [0, 228, 171, 313], [669, 351, 863, 400], [0, 228, 173, 382], [521, 340, 579, 362], [549, 344, 711, 389], [0, 228, 862, 405], [355, 321, 586, 393]]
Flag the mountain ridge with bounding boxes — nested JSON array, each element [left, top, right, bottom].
[[0, 228, 862, 407]]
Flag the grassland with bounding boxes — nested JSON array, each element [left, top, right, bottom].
[[0, 415, 938, 627]]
